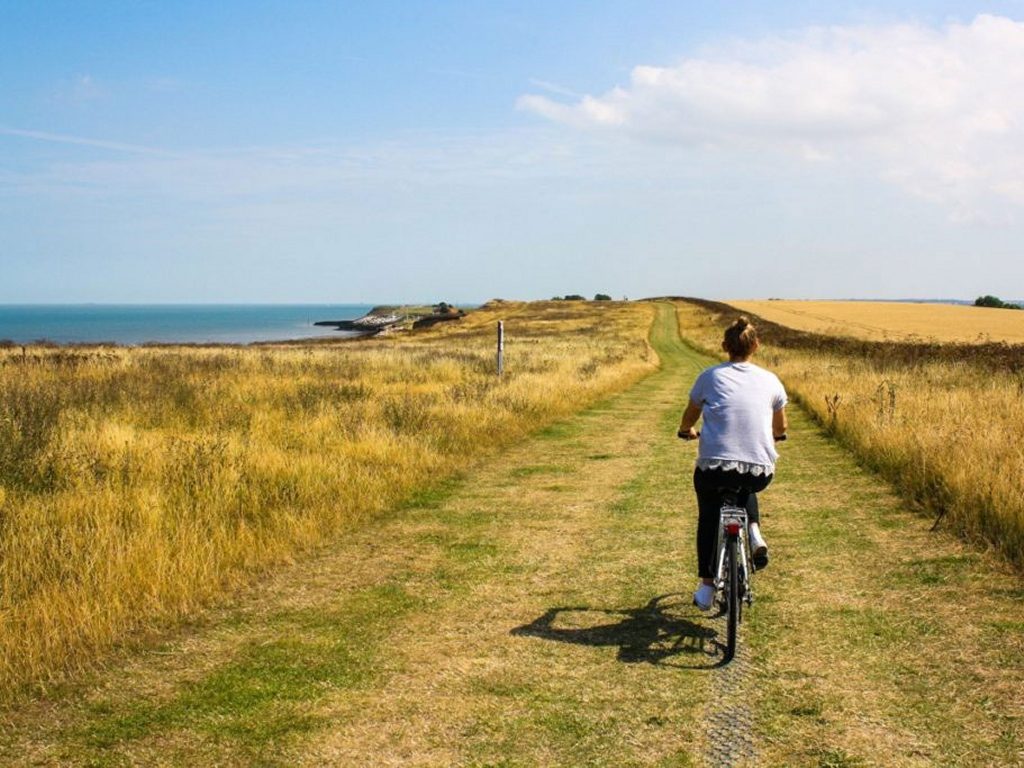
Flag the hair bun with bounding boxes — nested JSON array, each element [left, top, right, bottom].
[[723, 315, 758, 357]]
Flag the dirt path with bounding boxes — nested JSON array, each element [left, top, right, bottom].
[[2, 303, 1022, 767]]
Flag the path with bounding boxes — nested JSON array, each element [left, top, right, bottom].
[[2, 303, 1021, 767]]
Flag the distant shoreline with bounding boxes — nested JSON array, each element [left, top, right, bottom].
[[314, 303, 470, 336], [0, 303, 375, 347]]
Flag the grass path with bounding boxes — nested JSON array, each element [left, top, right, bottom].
[[2, 304, 1022, 766]]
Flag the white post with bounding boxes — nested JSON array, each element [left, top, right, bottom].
[[497, 320, 505, 377]]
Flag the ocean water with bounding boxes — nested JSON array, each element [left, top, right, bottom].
[[0, 305, 376, 345]]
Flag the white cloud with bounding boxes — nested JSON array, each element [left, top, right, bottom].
[[0, 126, 641, 206], [0, 125, 172, 155], [518, 14, 1024, 218], [527, 78, 582, 99]]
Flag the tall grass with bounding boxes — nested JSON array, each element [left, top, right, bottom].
[[676, 301, 1024, 570], [0, 301, 657, 702]]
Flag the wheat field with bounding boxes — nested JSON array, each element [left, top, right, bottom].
[[677, 301, 1024, 570], [731, 299, 1024, 343], [0, 300, 657, 702]]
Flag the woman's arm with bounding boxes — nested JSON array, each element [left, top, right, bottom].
[[773, 406, 788, 439], [678, 399, 702, 439]]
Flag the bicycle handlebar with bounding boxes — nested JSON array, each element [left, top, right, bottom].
[[679, 430, 788, 442]]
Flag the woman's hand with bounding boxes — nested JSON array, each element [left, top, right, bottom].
[[678, 427, 699, 440]]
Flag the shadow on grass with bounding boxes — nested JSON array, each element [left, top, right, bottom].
[[511, 594, 724, 669]]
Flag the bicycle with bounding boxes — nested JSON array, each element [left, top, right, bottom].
[[713, 486, 755, 662], [678, 430, 786, 662]]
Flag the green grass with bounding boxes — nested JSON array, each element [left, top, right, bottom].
[[535, 421, 585, 440], [76, 583, 417, 762], [400, 474, 466, 510], [509, 464, 572, 478]]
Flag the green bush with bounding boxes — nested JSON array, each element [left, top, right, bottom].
[[975, 295, 1021, 309]]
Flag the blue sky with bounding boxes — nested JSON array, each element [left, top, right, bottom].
[[3, 1, 1024, 303]]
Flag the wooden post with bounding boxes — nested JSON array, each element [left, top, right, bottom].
[[497, 320, 504, 377]]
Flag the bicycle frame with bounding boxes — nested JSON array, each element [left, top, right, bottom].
[[713, 504, 755, 606], [713, 499, 756, 662]]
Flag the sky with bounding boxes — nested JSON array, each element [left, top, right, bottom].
[[2, 1, 1024, 303]]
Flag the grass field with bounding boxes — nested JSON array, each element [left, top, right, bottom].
[[731, 299, 1024, 343], [678, 300, 1024, 571], [2, 304, 1020, 766], [0, 300, 656, 703]]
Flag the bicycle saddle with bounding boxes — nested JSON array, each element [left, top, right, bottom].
[[716, 487, 746, 507]]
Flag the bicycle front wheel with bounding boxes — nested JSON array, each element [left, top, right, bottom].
[[725, 536, 739, 662]]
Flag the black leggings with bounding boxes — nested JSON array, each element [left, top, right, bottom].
[[693, 467, 773, 579]]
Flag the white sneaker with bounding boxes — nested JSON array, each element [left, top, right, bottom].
[[693, 582, 715, 611], [749, 523, 769, 569]]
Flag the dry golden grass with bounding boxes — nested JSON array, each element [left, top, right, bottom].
[[677, 301, 1024, 570], [731, 299, 1024, 343], [0, 300, 656, 702]]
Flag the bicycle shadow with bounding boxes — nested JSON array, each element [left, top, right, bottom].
[[510, 593, 724, 669]]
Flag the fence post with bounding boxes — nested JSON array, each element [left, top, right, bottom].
[[497, 320, 504, 377]]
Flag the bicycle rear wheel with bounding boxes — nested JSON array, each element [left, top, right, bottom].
[[725, 536, 739, 662]]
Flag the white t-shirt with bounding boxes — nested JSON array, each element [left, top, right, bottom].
[[689, 361, 788, 471]]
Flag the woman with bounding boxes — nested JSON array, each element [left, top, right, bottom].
[[677, 316, 788, 611]]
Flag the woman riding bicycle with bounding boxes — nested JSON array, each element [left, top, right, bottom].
[[677, 316, 788, 611]]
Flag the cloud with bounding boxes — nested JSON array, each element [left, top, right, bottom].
[[0, 125, 173, 156], [527, 78, 582, 99], [0, 126, 638, 207], [518, 14, 1024, 217]]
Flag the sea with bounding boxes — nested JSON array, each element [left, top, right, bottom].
[[0, 304, 376, 346]]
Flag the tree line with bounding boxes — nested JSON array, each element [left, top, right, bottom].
[[551, 294, 615, 302], [975, 295, 1021, 310]]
